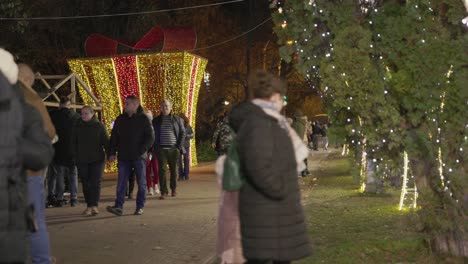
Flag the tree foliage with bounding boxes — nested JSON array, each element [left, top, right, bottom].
[[272, 0, 467, 256]]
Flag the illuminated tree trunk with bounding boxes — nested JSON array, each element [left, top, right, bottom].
[[409, 149, 468, 257]]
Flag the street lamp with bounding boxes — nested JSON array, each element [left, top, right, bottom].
[[223, 100, 230, 106], [462, 16, 468, 26]]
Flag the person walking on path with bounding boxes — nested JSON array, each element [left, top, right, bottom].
[[291, 111, 311, 176], [211, 113, 233, 157], [71, 106, 109, 216], [106, 96, 154, 216], [321, 124, 329, 151], [17, 63, 57, 264], [48, 96, 80, 207], [178, 114, 193, 181], [311, 121, 322, 151], [152, 100, 185, 199], [144, 109, 160, 196], [228, 70, 311, 264], [215, 156, 245, 264], [0, 49, 53, 264]]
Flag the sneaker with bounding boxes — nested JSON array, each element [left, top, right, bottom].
[[154, 185, 160, 194], [148, 188, 154, 196], [127, 193, 133, 200], [82, 208, 92, 216], [91, 207, 99, 216], [159, 194, 166, 200], [70, 199, 78, 207], [106, 206, 123, 216], [171, 191, 177, 197], [46, 196, 57, 208], [134, 208, 144, 215]]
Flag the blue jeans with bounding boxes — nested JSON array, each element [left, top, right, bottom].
[[50, 164, 78, 201], [178, 147, 190, 179], [28, 174, 51, 264], [115, 159, 146, 209]]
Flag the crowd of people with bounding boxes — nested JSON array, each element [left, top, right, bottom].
[[0, 48, 196, 263], [1, 45, 312, 264], [212, 104, 330, 178]]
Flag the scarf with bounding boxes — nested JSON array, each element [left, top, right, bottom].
[[251, 99, 309, 173]]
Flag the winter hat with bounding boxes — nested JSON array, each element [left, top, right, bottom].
[[0, 48, 18, 85]]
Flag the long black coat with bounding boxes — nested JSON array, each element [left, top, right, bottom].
[[72, 118, 109, 164], [229, 102, 311, 261], [0, 73, 54, 262], [49, 108, 80, 165]]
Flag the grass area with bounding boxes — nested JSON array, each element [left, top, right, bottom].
[[298, 153, 465, 264]]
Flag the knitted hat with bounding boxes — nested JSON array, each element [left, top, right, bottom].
[[0, 48, 18, 85]]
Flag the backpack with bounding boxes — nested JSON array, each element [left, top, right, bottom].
[[0, 74, 27, 262], [221, 128, 245, 191]]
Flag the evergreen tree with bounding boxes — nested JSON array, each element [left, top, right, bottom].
[[272, 0, 467, 256]]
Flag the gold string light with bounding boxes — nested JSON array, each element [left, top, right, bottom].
[[136, 54, 166, 115], [67, 52, 207, 171]]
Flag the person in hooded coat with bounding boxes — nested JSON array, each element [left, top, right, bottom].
[[228, 71, 311, 264]]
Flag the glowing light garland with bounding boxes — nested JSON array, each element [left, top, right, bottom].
[[399, 151, 418, 210], [68, 52, 208, 172], [114, 56, 140, 102]]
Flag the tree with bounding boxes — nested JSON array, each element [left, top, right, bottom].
[[272, 0, 468, 256]]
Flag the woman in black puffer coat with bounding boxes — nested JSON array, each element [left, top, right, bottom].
[[229, 71, 311, 264], [72, 106, 109, 216]]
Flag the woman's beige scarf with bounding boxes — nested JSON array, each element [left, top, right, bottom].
[[251, 99, 310, 173]]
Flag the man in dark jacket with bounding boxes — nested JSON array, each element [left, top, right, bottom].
[[18, 63, 56, 263], [48, 96, 80, 207], [152, 99, 185, 199], [311, 121, 322, 151], [211, 113, 233, 157], [107, 96, 154, 216]]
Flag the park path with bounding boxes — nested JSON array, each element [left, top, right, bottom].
[[46, 149, 335, 264]]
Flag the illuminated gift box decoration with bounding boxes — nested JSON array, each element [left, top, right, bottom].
[[67, 52, 207, 172]]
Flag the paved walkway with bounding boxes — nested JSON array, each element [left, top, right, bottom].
[[46, 149, 336, 264], [46, 163, 220, 264]]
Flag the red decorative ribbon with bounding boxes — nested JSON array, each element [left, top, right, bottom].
[[187, 57, 199, 124], [113, 56, 140, 105], [85, 26, 197, 57]]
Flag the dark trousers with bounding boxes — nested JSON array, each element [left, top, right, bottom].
[[115, 159, 146, 209], [77, 161, 105, 207], [246, 260, 290, 264], [157, 148, 179, 194], [127, 170, 135, 196], [312, 135, 320, 150], [48, 163, 78, 200], [178, 147, 190, 179]]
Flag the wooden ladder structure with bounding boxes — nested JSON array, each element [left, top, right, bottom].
[[35, 73, 102, 111]]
